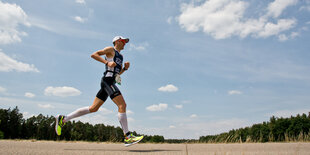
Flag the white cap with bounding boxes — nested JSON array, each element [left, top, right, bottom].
[[112, 36, 129, 43]]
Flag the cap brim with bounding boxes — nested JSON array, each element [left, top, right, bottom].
[[123, 38, 129, 43]]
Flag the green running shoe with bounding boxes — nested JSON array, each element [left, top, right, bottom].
[[55, 115, 65, 136], [124, 134, 144, 147]]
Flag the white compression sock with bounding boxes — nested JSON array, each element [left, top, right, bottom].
[[118, 112, 129, 136], [63, 106, 90, 123]]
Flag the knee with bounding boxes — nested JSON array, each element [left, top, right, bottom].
[[89, 106, 99, 113], [118, 103, 127, 110]]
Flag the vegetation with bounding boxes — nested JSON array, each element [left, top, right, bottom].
[[1, 106, 310, 143], [199, 112, 310, 143], [0, 106, 164, 143]]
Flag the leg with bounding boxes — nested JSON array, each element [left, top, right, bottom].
[[112, 95, 130, 136], [89, 97, 105, 112], [110, 88, 144, 146], [112, 95, 127, 113], [63, 97, 104, 123]]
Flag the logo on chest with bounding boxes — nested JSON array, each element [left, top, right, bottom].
[[115, 58, 122, 66]]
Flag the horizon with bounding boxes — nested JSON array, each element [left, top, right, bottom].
[[1, 0, 310, 139]]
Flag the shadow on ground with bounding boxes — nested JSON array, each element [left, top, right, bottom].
[[64, 149, 182, 152]]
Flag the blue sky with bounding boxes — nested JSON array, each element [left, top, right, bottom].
[[1, 0, 310, 139]]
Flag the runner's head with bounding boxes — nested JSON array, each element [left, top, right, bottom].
[[113, 36, 129, 50]]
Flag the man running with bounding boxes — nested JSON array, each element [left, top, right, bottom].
[[55, 36, 143, 147]]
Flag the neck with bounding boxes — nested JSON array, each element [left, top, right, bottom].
[[114, 46, 122, 52]]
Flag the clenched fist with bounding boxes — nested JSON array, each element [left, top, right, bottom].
[[124, 62, 130, 70]]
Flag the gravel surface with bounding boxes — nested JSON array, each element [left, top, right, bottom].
[[0, 140, 309, 155]]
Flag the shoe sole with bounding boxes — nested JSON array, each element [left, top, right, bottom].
[[55, 115, 60, 136], [124, 137, 144, 147]]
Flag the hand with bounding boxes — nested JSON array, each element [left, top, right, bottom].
[[107, 61, 116, 67], [124, 62, 130, 70]]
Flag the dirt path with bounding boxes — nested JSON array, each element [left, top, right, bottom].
[[0, 140, 309, 155]]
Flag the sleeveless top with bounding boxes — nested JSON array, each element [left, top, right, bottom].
[[104, 49, 123, 77]]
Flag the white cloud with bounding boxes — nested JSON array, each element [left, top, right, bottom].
[[24, 92, 35, 98], [0, 86, 6, 93], [128, 42, 149, 52], [278, 34, 288, 41], [190, 114, 198, 118], [169, 125, 176, 129], [0, 51, 39, 72], [127, 110, 134, 115], [266, 0, 298, 18], [44, 86, 81, 97], [257, 19, 296, 38], [0, 1, 30, 44], [228, 90, 242, 95], [175, 104, 183, 109], [22, 112, 34, 119], [158, 84, 178, 92], [290, 31, 299, 38], [38, 104, 54, 109], [178, 0, 297, 40], [146, 103, 168, 112], [98, 107, 113, 115], [167, 16, 173, 24], [74, 16, 86, 23], [75, 0, 86, 4], [278, 31, 299, 42]]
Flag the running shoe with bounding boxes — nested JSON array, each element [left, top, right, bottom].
[[124, 134, 144, 147], [55, 115, 66, 136]]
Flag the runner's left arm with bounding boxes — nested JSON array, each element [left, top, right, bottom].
[[119, 62, 130, 75]]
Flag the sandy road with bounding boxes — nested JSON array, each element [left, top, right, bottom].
[[0, 140, 309, 155]]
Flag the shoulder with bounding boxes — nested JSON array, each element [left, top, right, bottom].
[[103, 46, 115, 58], [103, 46, 114, 53]]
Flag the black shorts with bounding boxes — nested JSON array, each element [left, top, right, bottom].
[[96, 77, 122, 101]]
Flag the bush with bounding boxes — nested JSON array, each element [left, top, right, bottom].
[[0, 130, 4, 139]]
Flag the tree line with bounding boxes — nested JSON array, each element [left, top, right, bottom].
[[1, 106, 310, 143], [199, 112, 310, 143], [0, 106, 164, 143]]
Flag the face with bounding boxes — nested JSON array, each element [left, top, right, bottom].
[[116, 39, 126, 50]]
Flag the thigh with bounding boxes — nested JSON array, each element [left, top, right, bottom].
[[96, 87, 109, 102], [90, 97, 105, 112]]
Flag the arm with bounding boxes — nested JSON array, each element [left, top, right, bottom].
[[91, 47, 115, 66], [119, 62, 130, 75]]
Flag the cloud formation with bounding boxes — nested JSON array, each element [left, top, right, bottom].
[[178, 0, 297, 40], [158, 84, 178, 92], [0, 1, 30, 44], [38, 104, 54, 109], [146, 103, 168, 111], [0, 86, 6, 93], [25, 92, 35, 98], [190, 114, 198, 118], [44, 86, 81, 97], [74, 16, 86, 23], [0, 51, 39, 72], [228, 90, 243, 95], [75, 0, 86, 4], [128, 42, 149, 52], [266, 0, 298, 18], [175, 104, 183, 109]]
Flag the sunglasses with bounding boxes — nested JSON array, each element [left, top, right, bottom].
[[119, 39, 127, 45]]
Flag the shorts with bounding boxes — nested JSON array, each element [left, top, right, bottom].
[[96, 76, 122, 101]]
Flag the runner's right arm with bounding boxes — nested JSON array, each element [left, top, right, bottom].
[[91, 47, 116, 67]]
